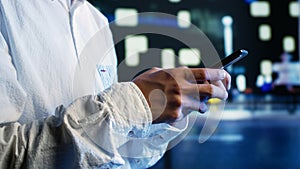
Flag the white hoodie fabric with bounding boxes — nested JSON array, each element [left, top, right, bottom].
[[0, 0, 186, 168]]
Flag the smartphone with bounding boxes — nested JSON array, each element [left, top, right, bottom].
[[209, 49, 248, 69]]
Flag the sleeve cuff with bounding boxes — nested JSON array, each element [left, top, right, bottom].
[[62, 82, 190, 167]]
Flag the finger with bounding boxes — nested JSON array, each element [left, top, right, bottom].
[[200, 72, 231, 91], [189, 68, 226, 82], [224, 72, 231, 90], [184, 81, 225, 97], [182, 97, 208, 114], [210, 80, 226, 91], [215, 72, 231, 91], [195, 83, 228, 100]]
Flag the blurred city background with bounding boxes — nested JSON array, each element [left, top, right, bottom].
[[88, 0, 300, 168]]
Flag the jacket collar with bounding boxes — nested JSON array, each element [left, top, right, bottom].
[[56, 0, 85, 11]]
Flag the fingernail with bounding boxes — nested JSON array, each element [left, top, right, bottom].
[[227, 81, 231, 90], [227, 76, 231, 90]]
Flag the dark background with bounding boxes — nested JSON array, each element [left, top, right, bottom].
[[88, 0, 299, 94]]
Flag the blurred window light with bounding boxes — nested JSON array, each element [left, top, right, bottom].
[[222, 16, 233, 56], [289, 1, 299, 17], [283, 36, 295, 52], [250, 1, 270, 17], [177, 10, 191, 28], [209, 134, 244, 142], [236, 74, 247, 92], [258, 24, 271, 41], [179, 48, 200, 66], [265, 74, 272, 83], [125, 35, 148, 67], [219, 110, 252, 121], [260, 60, 272, 76], [222, 16, 233, 26], [161, 49, 176, 69], [256, 74, 264, 87], [169, 0, 181, 3], [115, 8, 138, 27]]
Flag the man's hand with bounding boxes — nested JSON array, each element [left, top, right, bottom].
[[132, 67, 231, 124]]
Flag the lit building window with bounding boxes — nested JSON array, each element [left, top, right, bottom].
[[115, 8, 138, 27], [265, 74, 272, 83], [250, 1, 270, 17], [161, 49, 176, 68], [222, 16, 233, 56], [260, 60, 273, 76], [258, 24, 271, 41], [283, 36, 295, 52], [177, 10, 191, 28], [256, 60, 273, 89], [125, 35, 148, 67], [169, 0, 181, 3], [256, 75, 264, 87], [289, 1, 299, 17], [236, 74, 246, 92], [179, 48, 200, 66]]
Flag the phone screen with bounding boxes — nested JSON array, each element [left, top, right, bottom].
[[209, 49, 248, 69]]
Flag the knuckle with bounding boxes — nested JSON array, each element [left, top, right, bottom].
[[168, 95, 182, 108], [196, 68, 206, 78], [201, 69, 207, 79], [206, 85, 214, 96], [195, 69, 207, 81], [168, 84, 181, 95], [165, 73, 175, 81], [157, 69, 172, 79]]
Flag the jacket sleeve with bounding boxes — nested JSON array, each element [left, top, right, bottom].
[[0, 32, 187, 168], [0, 28, 27, 123], [0, 82, 187, 169], [0, 5, 187, 169]]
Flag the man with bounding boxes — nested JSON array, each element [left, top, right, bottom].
[[0, 0, 230, 168]]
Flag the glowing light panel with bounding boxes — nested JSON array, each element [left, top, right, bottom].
[[161, 49, 176, 68], [177, 10, 191, 28], [283, 36, 295, 52], [115, 8, 138, 27], [258, 24, 271, 41], [236, 75, 246, 92], [222, 16, 233, 56], [169, 0, 181, 3], [289, 1, 299, 17], [179, 48, 201, 66], [260, 60, 272, 76], [250, 1, 270, 17], [125, 35, 148, 67], [256, 75, 264, 87]]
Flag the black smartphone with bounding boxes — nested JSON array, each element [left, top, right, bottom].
[[209, 49, 248, 69]]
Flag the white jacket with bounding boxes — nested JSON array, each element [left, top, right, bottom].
[[0, 0, 185, 168]]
